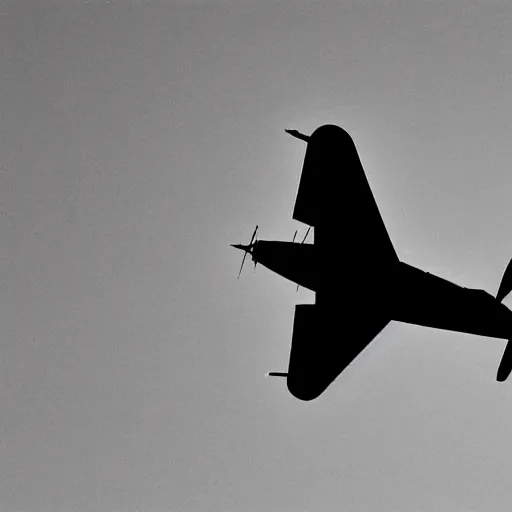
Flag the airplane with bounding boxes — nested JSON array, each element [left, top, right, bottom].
[[232, 124, 512, 401]]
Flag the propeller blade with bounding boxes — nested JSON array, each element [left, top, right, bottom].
[[292, 230, 297, 243], [249, 225, 258, 246], [237, 251, 248, 279]]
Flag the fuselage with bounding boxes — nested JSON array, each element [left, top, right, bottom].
[[251, 240, 316, 291], [250, 240, 512, 342]]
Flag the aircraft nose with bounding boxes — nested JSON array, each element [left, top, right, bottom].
[[231, 244, 251, 253]]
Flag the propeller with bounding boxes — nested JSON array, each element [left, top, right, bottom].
[[232, 225, 258, 278]]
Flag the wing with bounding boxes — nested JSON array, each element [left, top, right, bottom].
[[293, 124, 398, 272], [287, 125, 399, 400], [283, 125, 397, 399], [286, 304, 389, 400]]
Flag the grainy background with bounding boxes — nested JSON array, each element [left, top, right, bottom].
[[2, 1, 512, 511]]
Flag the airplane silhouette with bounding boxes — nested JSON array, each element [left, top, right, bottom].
[[233, 124, 512, 401]]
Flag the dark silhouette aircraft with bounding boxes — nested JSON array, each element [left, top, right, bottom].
[[233, 124, 512, 401]]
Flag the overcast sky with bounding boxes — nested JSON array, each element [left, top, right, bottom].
[[3, 1, 512, 511]]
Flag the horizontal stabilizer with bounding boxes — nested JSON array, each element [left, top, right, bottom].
[[496, 258, 512, 302], [497, 340, 512, 381]]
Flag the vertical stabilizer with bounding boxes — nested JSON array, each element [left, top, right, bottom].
[[497, 339, 512, 381], [496, 258, 512, 303]]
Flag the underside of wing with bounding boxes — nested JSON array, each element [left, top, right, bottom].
[[282, 125, 396, 399], [293, 125, 397, 270], [286, 304, 390, 400]]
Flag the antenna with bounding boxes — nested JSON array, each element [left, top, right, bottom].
[[300, 226, 311, 244], [296, 226, 312, 291], [285, 129, 310, 143]]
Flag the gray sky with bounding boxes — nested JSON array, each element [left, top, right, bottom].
[[2, 0, 512, 511]]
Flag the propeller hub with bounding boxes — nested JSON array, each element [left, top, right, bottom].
[[231, 243, 253, 254], [233, 225, 259, 278]]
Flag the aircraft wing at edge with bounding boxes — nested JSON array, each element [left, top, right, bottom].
[[286, 304, 389, 400]]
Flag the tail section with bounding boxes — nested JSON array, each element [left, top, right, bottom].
[[496, 258, 512, 303], [496, 259, 512, 381], [497, 339, 512, 381]]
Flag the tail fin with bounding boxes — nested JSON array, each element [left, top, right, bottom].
[[497, 340, 512, 381], [496, 258, 512, 302]]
